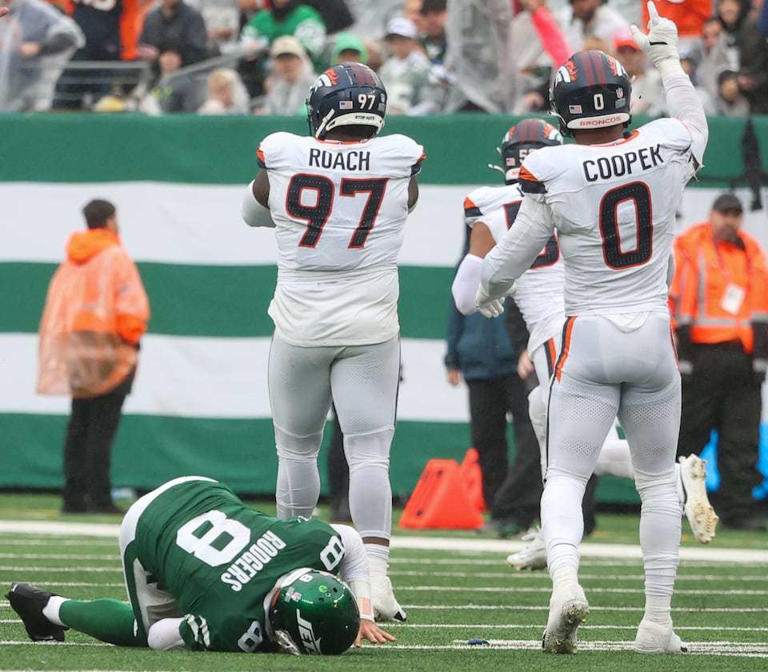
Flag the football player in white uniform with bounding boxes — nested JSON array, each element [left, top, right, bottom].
[[453, 121, 717, 573], [241, 63, 425, 623], [478, 3, 709, 655]]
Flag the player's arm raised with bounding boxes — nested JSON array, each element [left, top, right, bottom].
[[480, 197, 555, 305], [330, 525, 396, 647], [241, 171, 275, 228], [631, 1, 708, 166]]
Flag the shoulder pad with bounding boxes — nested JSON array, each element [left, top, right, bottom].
[[640, 118, 692, 152], [257, 132, 299, 170]]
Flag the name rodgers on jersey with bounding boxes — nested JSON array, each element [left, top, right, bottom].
[[220, 530, 288, 592], [583, 143, 664, 182]]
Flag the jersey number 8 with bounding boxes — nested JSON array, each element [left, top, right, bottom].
[[286, 174, 389, 249]]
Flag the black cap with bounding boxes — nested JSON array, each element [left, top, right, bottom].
[[712, 193, 743, 214]]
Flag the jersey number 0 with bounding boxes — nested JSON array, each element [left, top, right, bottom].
[[286, 174, 389, 249]]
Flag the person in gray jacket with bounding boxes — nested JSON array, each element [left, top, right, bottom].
[[0, 0, 83, 111]]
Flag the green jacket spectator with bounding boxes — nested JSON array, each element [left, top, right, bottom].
[[241, 0, 326, 66]]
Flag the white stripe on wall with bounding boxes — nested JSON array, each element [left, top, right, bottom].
[[0, 334, 469, 422], [2, 184, 766, 267]]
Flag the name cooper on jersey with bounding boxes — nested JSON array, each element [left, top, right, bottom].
[[220, 530, 288, 592], [308, 148, 371, 171], [582, 143, 664, 182]]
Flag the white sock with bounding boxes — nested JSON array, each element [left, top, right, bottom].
[[636, 470, 681, 626], [366, 547, 390, 579], [541, 473, 586, 578], [42, 595, 67, 626]]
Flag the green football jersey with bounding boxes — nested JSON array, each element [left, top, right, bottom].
[[133, 480, 345, 652]]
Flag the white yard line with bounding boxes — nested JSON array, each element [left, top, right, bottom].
[[403, 604, 768, 612], [397, 585, 768, 595], [2, 521, 765, 564], [389, 570, 768, 582], [1, 565, 763, 582], [384, 623, 768, 632]]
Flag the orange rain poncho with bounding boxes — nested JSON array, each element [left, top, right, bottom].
[[37, 229, 150, 398]]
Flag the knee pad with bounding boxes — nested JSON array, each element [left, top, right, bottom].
[[344, 428, 393, 473], [274, 425, 322, 461]]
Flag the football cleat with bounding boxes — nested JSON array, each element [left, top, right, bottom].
[[371, 574, 407, 623], [542, 582, 589, 654], [6, 583, 67, 642], [506, 527, 547, 571], [634, 618, 689, 654], [678, 455, 718, 544]]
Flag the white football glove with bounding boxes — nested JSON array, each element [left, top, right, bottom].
[[630, 2, 680, 72], [475, 284, 505, 319]]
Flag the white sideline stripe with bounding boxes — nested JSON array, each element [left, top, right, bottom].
[[403, 605, 768, 612], [398, 585, 768, 596], [385, 624, 768, 632], [3, 522, 767, 565], [0, 335, 469, 423]]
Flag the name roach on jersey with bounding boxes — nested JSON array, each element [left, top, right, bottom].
[[583, 144, 663, 182], [309, 148, 371, 171], [220, 530, 287, 592]]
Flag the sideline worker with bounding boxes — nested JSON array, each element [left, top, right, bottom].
[[670, 193, 768, 530], [37, 200, 150, 514]]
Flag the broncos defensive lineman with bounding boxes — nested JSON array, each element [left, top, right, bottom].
[[478, 3, 708, 655], [453, 121, 717, 571], [7, 477, 394, 654], [241, 63, 424, 621]]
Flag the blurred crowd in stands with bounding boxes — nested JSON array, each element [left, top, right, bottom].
[[1, 0, 767, 115]]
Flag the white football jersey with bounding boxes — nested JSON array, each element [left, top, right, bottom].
[[519, 118, 696, 317], [469, 184, 565, 353], [463, 185, 518, 227], [259, 131, 424, 346]]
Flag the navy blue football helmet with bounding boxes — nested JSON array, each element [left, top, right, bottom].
[[550, 50, 632, 136], [306, 63, 387, 139], [496, 119, 562, 184]]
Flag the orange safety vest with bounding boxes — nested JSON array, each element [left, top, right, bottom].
[[642, 0, 713, 38], [670, 222, 768, 353], [37, 229, 150, 398]]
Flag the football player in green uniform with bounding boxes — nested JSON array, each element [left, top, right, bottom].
[[7, 476, 395, 655]]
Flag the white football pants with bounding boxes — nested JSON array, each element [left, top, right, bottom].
[[268, 334, 400, 542], [529, 338, 634, 481], [541, 314, 682, 622]]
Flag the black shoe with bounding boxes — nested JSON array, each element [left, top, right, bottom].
[[6, 583, 67, 642], [61, 501, 87, 514], [86, 503, 123, 515], [720, 516, 767, 532]]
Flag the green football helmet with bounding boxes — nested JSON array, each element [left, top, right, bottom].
[[268, 569, 359, 655]]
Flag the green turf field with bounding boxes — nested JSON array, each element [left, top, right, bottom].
[[1, 494, 767, 671]]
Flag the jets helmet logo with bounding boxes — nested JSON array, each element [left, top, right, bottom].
[[296, 611, 322, 654]]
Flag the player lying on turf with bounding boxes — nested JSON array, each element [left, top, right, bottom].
[[7, 477, 394, 655], [452, 120, 718, 572], [476, 2, 708, 654]]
